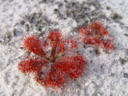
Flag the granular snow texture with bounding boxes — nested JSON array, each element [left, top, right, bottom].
[[0, 0, 128, 96]]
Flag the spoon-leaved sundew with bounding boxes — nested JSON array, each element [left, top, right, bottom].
[[18, 30, 87, 88]]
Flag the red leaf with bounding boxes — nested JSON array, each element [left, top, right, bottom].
[[23, 35, 46, 57], [55, 55, 87, 79], [102, 40, 114, 51], [48, 30, 62, 47], [78, 26, 91, 35], [89, 22, 108, 36], [18, 58, 48, 72], [66, 39, 77, 49], [83, 36, 102, 45], [44, 64, 66, 87], [48, 31, 62, 57]]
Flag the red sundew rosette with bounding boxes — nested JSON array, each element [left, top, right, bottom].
[[18, 31, 87, 88], [78, 21, 115, 52]]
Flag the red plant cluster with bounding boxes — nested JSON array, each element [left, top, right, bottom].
[[18, 21, 114, 88], [18, 30, 87, 88], [78, 22, 114, 52]]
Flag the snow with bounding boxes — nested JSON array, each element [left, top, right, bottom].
[[0, 0, 128, 96]]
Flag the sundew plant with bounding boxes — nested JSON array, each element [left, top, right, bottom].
[[18, 22, 114, 89]]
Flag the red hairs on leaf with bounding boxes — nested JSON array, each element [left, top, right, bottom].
[[23, 35, 46, 57]]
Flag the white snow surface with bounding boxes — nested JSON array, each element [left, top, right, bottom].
[[0, 0, 128, 96]]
